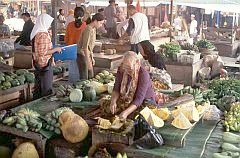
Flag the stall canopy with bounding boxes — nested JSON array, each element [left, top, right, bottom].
[[87, 0, 240, 13]]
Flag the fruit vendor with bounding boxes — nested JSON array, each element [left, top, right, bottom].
[[31, 13, 62, 97], [109, 51, 156, 119], [77, 13, 105, 80]]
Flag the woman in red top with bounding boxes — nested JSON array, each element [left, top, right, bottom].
[[31, 13, 61, 97], [64, 7, 87, 45]]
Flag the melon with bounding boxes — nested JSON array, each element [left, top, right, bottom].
[[69, 89, 83, 103], [152, 108, 170, 120], [12, 142, 39, 158], [83, 86, 96, 101], [148, 113, 164, 128], [171, 112, 192, 130], [172, 106, 199, 122]]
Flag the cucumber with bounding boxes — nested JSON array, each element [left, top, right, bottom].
[[212, 153, 231, 158], [223, 132, 240, 144], [221, 143, 240, 152]]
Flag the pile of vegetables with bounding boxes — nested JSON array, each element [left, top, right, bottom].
[[224, 103, 240, 132], [0, 69, 35, 90], [203, 79, 240, 110], [41, 107, 72, 135], [180, 43, 199, 52], [158, 43, 181, 60], [212, 132, 240, 158], [2, 108, 42, 132], [53, 64, 68, 75], [195, 39, 215, 50]]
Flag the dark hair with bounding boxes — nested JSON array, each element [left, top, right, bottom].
[[127, 5, 136, 11], [59, 9, 63, 14], [21, 12, 30, 17], [98, 8, 104, 12], [0, 15, 4, 20], [74, 7, 84, 28], [109, 0, 115, 4], [91, 13, 105, 22]]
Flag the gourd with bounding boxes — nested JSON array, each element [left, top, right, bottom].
[[83, 86, 96, 101], [59, 111, 89, 143], [171, 112, 192, 129], [212, 153, 231, 158], [69, 89, 83, 102], [12, 142, 39, 158], [221, 143, 240, 152], [140, 107, 164, 128], [222, 132, 240, 144]]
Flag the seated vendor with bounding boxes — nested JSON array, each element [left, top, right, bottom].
[[0, 15, 10, 37], [109, 51, 156, 119], [15, 13, 34, 46]]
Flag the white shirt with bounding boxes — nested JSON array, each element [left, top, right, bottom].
[[190, 19, 198, 35], [130, 12, 150, 44]]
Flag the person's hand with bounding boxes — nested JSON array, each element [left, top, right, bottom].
[[54, 47, 62, 53], [92, 58, 95, 66], [110, 102, 117, 114], [119, 110, 128, 120]]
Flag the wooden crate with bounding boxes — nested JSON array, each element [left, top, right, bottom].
[[165, 59, 203, 86], [212, 41, 240, 57], [14, 50, 33, 69], [0, 84, 29, 110]]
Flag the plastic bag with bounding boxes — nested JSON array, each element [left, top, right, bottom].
[[133, 114, 164, 149], [203, 105, 222, 121]]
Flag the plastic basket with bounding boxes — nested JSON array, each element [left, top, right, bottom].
[[53, 44, 77, 61]]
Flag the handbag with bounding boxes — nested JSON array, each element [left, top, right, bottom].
[[133, 113, 164, 149]]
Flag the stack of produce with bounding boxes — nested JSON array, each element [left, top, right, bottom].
[[158, 43, 181, 60], [195, 39, 215, 51], [2, 108, 42, 132], [224, 102, 240, 132], [0, 69, 35, 90], [94, 70, 115, 84], [180, 43, 199, 52], [212, 132, 240, 158], [204, 79, 240, 110], [175, 86, 204, 104], [42, 107, 72, 134], [55, 85, 74, 101], [53, 64, 68, 75]]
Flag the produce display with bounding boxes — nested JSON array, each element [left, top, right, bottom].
[[52, 64, 68, 75], [158, 43, 181, 60], [83, 85, 97, 101], [0, 69, 35, 90], [195, 39, 215, 50], [2, 108, 42, 132], [224, 103, 240, 132], [140, 107, 164, 128], [212, 132, 240, 158], [42, 107, 72, 134], [152, 79, 169, 90], [204, 79, 240, 110], [171, 113, 192, 130], [180, 43, 199, 52], [94, 70, 115, 84]]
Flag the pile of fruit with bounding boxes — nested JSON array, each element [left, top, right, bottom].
[[224, 102, 240, 132], [42, 107, 72, 134], [94, 70, 115, 84], [2, 108, 42, 132], [0, 69, 35, 90], [212, 132, 240, 158], [55, 85, 74, 98], [152, 79, 169, 90]]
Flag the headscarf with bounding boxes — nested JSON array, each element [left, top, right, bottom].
[[30, 13, 54, 40], [120, 51, 141, 103]]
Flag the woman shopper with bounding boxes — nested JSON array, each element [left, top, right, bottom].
[[31, 13, 61, 97], [65, 7, 86, 83], [77, 13, 104, 80], [108, 51, 156, 119]]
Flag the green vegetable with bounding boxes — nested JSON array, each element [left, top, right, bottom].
[[10, 79, 20, 87], [24, 73, 35, 83], [195, 39, 215, 49], [221, 143, 240, 152], [212, 153, 231, 158], [83, 86, 96, 101], [15, 69, 28, 76], [158, 43, 181, 60], [223, 132, 240, 144]]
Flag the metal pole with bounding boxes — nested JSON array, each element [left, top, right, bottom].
[[170, 0, 173, 42], [51, 0, 57, 45]]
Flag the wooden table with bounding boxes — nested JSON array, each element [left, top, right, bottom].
[[93, 53, 123, 71]]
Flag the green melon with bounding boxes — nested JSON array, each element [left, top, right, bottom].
[[83, 86, 96, 101]]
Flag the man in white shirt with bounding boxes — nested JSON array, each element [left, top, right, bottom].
[[120, 5, 165, 69], [190, 14, 198, 38]]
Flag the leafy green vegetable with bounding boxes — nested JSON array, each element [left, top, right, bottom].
[[158, 43, 181, 60], [195, 39, 215, 49]]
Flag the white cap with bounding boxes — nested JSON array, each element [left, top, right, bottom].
[[191, 14, 195, 18]]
